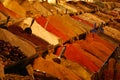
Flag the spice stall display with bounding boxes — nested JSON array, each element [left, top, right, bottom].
[[0, 2, 21, 19], [16, 0, 39, 17], [9, 15, 60, 45], [55, 43, 99, 72], [45, 53, 91, 80], [108, 21, 120, 31], [3, 0, 26, 17], [78, 13, 105, 27], [55, 33, 116, 73], [48, 15, 87, 39], [13, 0, 52, 17], [86, 33, 116, 51], [0, 28, 36, 57], [75, 1, 97, 12], [31, 20, 60, 45], [0, 28, 38, 79], [58, 2, 78, 13], [41, 2, 58, 15], [0, 39, 27, 66], [58, 15, 86, 34], [31, 1, 53, 16], [66, 1, 93, 13], [71, 15, 93, 30], [60, 59, 91, 80], [92, 45, 120, 80], [0, 0, 120, 79], [33, 57, 81, 80], [78, 33, 115, 59], [48, 15, 77, 39], [50, 4, 72, 14], [61, 1, 84, 14], [103, 26, 120, 41], [97, 32, 119, 47], [93, 12, 120, 42], [94, 11, 114, 23], [93, 9, 120, 42], [8, 25, 50, 54], [103, 10, 119, 17], [103, 2, 116, 10], [36, 16, 70, 42], [15, 0, 41, 17]]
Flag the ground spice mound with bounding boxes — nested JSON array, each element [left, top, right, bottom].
[[0, 28, 35, 57], [33, 57, 81, 80], [8, 25, 49, 53]]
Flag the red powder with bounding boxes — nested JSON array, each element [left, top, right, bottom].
[[55, 33, 116, 73], [76, 40, 108, 62], [86, 33, 116, 52], [73, 42, 103, 68], [71, 16, 94, 28], [48, 16, 77, 38], [55, 44, 99, 72]]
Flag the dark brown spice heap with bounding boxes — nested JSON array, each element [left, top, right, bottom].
[[0, 40, 26, 66]]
